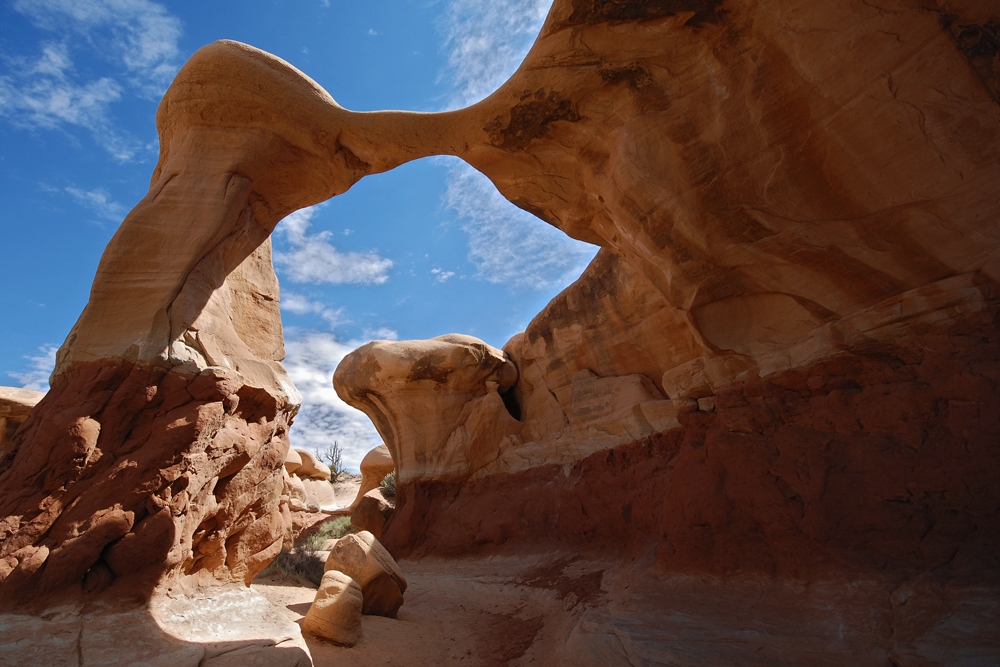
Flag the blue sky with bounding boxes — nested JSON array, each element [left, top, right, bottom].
[[0, 0, 598, 470]]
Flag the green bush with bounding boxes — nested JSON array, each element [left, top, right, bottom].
[[303, 516, 355, 552], [258, 546, 325, 586], [380, 471, 396, 499], [258, 517, 356, 586]]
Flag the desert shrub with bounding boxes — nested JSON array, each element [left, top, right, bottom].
[[303, 516, 355, 552], [258, 545, 325, 586], [319, 441, 344, 481], [259, 518, 357, 586], [380, 470, 396, 499]]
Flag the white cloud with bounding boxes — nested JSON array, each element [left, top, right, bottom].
[[274, 206, 394, 285], [440, 0, 552, 108], [435, 1, 596, 291], [362, 327, 399, 341], [64, 185, 126, 221], [0, 0, 182, 159], [444, 162, 597, 290], [7, 345, 58, 393], [12, 0, 182, 96], [282, 332, 384, 472], [430, 268, 456, 283], [368, 29, 379, 36], [280, 291, 346, 328]]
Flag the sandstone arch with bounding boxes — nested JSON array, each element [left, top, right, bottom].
[[1, 0, 999, 661]]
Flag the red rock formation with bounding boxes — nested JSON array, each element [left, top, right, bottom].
[[3, 0, 999, 661]]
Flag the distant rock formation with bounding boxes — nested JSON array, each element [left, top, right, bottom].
[[0, 386, 43, 455], [334, 335, 519, 484], [347, 444, 394, 512]]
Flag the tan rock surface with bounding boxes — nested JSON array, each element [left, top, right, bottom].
[[324, 531, 406, 618], [0, 386, 43, 453], [283, 446, 302, 475], [348, 444, 394, 510], [300, 477, 337, 509], [349, 488, 394, 539], [294, 449, 331, 480], [303, 570, 364, 647], [334, 334, 519, 484]]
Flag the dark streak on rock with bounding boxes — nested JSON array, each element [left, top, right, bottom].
[[566, 0, 726, 27], [599, 63, 653, 89], [939, 13, 1000, 105], [407, 354, 453, 383], [484, 89, 580, 152]]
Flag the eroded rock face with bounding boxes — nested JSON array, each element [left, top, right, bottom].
[[334, 335, 520, 484], [0, 387, 43, 454], [0, 40, 458, 612]]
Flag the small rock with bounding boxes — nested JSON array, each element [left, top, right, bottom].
[[284, 447, 303, 474], [325, 531, 407, 617], [303, 570, 364, 646]]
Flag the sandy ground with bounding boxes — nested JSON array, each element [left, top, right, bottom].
[[253, 553, 596, 667], [329, 475, 362, 509]]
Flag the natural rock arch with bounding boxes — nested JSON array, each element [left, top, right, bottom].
[[1, 3, 998, 663]]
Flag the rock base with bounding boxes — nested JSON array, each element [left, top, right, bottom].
[[0, 586, 311, 666]]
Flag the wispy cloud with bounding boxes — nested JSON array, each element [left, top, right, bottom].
[[282, 332, 384, 472], [435, 1, 595, 290], [0, 0, 182, 159], [64, 185, 126, 221], [431, 268, 456, 283], [440, 0, 552, 108], [281, 291, 346, 329], [12, 0, 182, 96], [445, 162, 597, 290], [274, 206, 394, 285], [6, 345, 58, 393], [362, 327, 399, 341]]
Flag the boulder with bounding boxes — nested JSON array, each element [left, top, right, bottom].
[[348, 444, 394, 510], [283, 446, 302, 475], [350, 488, 394, 539], [302, 570, 363, 646], [294, 448, 331, 480], [301, 477, 337, 508], [324, 531, 406, 618]]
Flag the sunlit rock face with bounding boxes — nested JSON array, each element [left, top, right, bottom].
[[334, 334, 520, 484]]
